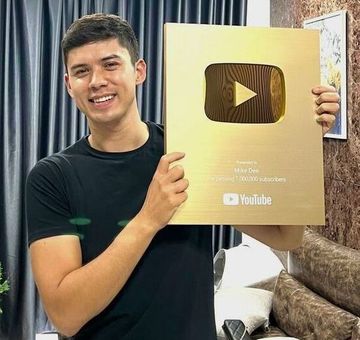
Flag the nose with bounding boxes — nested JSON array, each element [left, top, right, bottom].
[[89, 67, 108, 90]]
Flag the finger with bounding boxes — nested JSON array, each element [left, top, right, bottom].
[[312, 85, 336, 95], [316, 102, 340, 115], [315, 92, 340, 105], [316, 113, 336, 124], [173, 178, 189, 193], [167, 164, 185, 182], [174, 191, 188, 205], [156, 152, 185, 175]]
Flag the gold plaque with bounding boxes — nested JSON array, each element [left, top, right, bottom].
[[164, 24, 324, 225]]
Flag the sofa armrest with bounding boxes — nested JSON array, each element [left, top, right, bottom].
[[272, 270, 360, 339], [289, 228, 360, 317]]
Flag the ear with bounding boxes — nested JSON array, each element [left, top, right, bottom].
[[64, 73, 74, 98], [135, 59, 147, 85]]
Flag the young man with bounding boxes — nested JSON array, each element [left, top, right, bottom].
[[26, 14, 340, 339]]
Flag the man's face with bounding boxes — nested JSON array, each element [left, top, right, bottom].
[[64, 38, 146, 126]]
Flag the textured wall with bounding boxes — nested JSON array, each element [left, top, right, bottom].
[[270, 0, 360, 249]]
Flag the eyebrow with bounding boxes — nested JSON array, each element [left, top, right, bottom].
[[69, 54, 122, 72], [101, 54, 122, 62]]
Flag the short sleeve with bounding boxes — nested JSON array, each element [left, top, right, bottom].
[[26, 158, 78, 245]]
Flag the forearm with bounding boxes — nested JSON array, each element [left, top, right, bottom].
[[233, 225, 305, 250], [41, 216, 156, 336], [31, 152, 188, 337]]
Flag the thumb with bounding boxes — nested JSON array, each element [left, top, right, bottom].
[[156, 152, 185, 175]]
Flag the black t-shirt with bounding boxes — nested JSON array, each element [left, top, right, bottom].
[[26, 122, 216, 340]]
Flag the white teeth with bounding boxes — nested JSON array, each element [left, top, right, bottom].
[[93, 95, 114, 103]]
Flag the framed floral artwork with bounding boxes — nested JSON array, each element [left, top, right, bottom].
[[304, 10, 347, 139]]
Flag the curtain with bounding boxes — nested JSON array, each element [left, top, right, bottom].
[[0, 0, 247, 338]]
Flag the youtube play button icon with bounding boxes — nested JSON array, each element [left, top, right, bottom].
[[204, 63, 285, 124], [223, 193, 239, 206]]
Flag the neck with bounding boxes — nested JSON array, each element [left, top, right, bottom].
[[87, 115, 149, 153]]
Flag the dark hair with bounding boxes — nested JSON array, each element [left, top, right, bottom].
[[61, 13, 139, 67]]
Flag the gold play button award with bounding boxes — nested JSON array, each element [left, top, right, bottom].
[[204, 63, 285, 123], [164, 24, 324, 225]]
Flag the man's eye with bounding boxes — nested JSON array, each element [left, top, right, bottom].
[[105, 62, 118, 69], [75, 69, 88, 76]]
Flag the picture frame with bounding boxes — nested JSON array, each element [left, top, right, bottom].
[[304, 10, 347, 140]]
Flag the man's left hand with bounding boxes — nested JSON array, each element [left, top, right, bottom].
[[312, 85, 340, 136]]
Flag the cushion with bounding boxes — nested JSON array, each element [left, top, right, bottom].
[[214, 244, 284, 291], [214, 287, 273, 338], [252, 325, 287, 339], [248, 276, 278, 292], [272, 271, 360, 339], [352, 320, 360, 338], [289, 228, 360, 316]]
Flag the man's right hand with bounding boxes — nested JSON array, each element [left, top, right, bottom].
[[137, 152, 189, 231]]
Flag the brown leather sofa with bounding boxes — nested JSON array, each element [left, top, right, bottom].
[[252, 228, 360, 340]]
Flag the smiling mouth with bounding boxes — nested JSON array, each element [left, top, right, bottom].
[[89, 95, 115, 103]]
